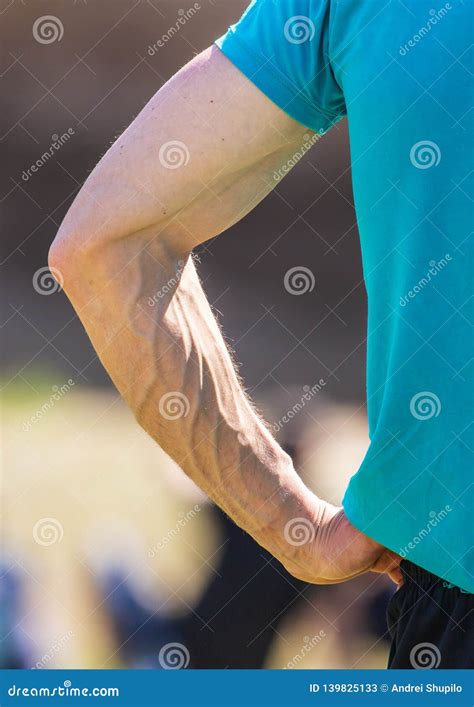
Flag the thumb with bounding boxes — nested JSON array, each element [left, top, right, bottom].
[[371, 549, 403, 586]]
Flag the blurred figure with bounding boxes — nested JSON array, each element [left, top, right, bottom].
[[0, 564, 31, 669], [94, 444, 308, 669], [90, 430, 394, 669]]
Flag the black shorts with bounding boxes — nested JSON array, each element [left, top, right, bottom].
[[387, 560, 474, 669]]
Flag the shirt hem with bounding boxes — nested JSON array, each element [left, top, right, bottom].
[[343, 493, 474, 594], [215, 31, 343, 135]]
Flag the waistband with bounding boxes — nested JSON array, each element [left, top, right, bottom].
[[400, 560, 472, 594]]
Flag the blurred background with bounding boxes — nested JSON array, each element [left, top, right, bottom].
[[1, 0, 394, 670]]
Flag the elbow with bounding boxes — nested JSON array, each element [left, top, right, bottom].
[[48, 235, 68, 279], [48, 233, 76, 292], [48, 225, 94, 298]]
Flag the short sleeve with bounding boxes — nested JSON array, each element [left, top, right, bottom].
[[215, 0, 346, 134]]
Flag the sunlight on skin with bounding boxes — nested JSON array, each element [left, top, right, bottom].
[[49, 47, 401, 587]]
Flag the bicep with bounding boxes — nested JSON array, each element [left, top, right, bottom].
[[59, 45, 312, 254]]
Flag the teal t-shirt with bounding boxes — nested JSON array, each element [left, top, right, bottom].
[[216, 0, 473, 592]]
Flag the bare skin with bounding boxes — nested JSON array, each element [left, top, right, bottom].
[[49, 46, 401, 586]]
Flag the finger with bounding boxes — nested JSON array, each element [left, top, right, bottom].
[[371, 549, 402, 578], [388, 565, 404, 586]]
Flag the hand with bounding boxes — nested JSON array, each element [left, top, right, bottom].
[[282, 503, 402, 586]]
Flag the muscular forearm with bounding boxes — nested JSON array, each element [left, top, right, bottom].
[[52, 230, 324, 579], [134, 251, 322, 570]]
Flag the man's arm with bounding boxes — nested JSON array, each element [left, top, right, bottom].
[[49, 46, 399, 584]]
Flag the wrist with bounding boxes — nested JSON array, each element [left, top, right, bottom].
[[261, 480, 329, 581]]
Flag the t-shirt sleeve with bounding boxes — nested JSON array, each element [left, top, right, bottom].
[[215, 0, 346, 134]]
